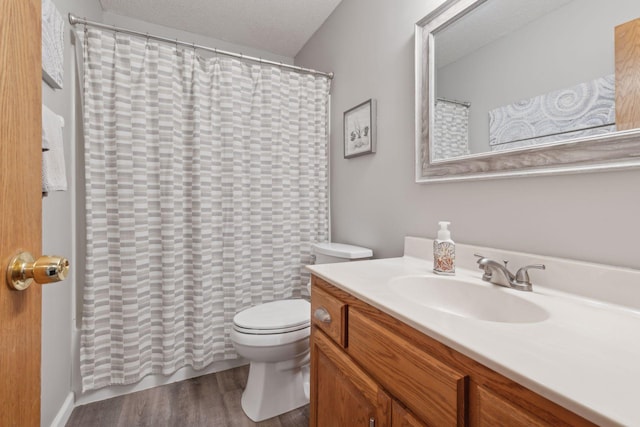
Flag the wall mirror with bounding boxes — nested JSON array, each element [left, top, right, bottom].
[[415, 0, 640, 183]]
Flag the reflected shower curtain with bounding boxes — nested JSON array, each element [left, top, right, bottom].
[[78, 28, 330, 391], [433, 100, 470, 160]]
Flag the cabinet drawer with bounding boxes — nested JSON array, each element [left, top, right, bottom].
[[311, 282, 346, 347], [348, 308, 468, 426]]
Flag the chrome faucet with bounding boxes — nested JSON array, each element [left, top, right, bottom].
[[474, 254, 545, 292]]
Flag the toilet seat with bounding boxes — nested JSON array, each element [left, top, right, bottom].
[[231, 324, 310, 347], [233, 323, 310, 335], [233, 299, 310, 335]]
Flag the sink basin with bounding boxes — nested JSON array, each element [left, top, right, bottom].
[[388, 276, 549, 323]]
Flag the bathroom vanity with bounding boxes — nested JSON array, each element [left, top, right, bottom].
[[307, 237, 640, 426]]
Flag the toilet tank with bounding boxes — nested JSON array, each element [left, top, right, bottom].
[[311, 242, 373, 264]]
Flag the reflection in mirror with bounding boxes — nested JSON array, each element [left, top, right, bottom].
[[415, 0, 640, 182], [430, 0, 640, 160]]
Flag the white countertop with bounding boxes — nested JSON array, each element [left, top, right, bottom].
[[307, 251, 640, 427]]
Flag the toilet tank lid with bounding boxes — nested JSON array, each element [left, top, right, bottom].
[[312, 242, 373, 259]]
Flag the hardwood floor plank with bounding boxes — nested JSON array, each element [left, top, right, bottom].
[[193, 375, 228, 426], [216, 364, 249, 393], [222, 389, 282, 427], [116, 386, 155, 427], [277, 405, 309, 427], [146, 381, 172, 425], [66, 395, 124, 427], [66, 366, 308, 427]]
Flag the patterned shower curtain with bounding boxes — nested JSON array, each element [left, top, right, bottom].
[[77, 28, 330, 391], [433, 100, 470, 160]]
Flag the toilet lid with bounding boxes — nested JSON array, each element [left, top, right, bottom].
[[233, 299, 310, 332]]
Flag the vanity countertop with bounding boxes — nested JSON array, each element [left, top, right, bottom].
[[307, 246, 640, 427]]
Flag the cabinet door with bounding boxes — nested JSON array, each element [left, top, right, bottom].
[[348, 308, 468, 426], [310, 328, 391, 427], [392, 401, 428, 427]]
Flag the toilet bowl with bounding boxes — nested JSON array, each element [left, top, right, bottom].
[[231, 299, 311, 422], [230, 242, 373, 422]]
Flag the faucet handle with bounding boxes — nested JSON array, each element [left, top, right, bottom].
[[474, 254, 493, 281], [515, 264, 546, 285]]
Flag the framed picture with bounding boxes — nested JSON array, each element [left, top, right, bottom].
[[344, 99, 376, 158], [42, 0, 65, 89]]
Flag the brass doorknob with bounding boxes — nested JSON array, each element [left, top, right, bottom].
[[6, 251, 70, 291]]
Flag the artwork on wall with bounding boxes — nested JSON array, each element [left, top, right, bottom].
[[42, 0, 65, 89], [344, 99, 376, 158]]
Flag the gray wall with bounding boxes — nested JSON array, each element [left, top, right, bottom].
[[42, 2, 102, 426], [295, 0, 640, 270], [102, 12, 294, 65], [437, 0, 640, 153]]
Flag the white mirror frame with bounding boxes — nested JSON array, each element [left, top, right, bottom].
[[415, 0, 640, 183]]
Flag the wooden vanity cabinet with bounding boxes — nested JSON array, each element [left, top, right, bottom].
[[310, 275, 596, 427]]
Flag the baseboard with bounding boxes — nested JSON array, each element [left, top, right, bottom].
[[48, 392, 75, 427]]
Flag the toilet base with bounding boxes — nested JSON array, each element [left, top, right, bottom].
[[240, 354, 310, 422]]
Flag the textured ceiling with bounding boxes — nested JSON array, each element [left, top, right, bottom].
[[99, 0, 343, 57]]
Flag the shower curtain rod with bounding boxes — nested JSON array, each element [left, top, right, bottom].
[[68, 13, 334, 80], [436, 97, 471, 107]]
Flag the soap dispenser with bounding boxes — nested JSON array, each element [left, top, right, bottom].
[[433, 221, 455, 275]]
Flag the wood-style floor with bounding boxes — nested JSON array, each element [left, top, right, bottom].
[[66, 365, 309, 427]]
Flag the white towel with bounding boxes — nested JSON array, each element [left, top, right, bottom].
[[42, 104, 67, 193]]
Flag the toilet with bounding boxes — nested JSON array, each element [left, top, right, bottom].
[[230, 242, 373, 422]]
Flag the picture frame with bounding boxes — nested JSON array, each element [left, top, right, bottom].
[[42, 0, 65, 89], [344, 99, 376, 158]]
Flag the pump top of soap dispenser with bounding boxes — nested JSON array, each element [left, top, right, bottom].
[[437, 221, 452, 241]]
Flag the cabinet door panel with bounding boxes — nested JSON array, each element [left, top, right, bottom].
[[311, 328, 391, 427], [348, 308, 468, 426], [392, 401, 428, 427]]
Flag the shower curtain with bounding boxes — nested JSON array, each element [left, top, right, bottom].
[[77, 28, 330, 391], [433, 100, 470, 160]]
